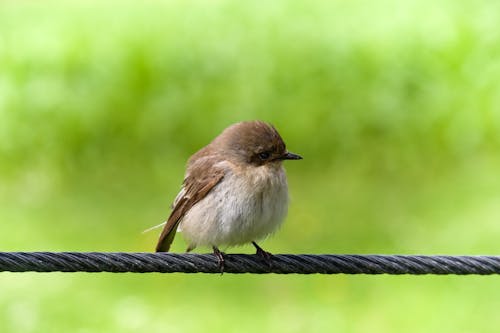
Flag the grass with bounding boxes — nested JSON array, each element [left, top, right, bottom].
[[1, 0, 500, 332]]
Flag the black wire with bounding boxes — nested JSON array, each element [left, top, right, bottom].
[[0, 252, 499, 274]]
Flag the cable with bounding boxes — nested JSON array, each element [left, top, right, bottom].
[[0, 252, 499, 274]]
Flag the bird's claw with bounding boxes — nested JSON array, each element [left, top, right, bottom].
[[252, 241, 273, 269], [212, 246, 225, 274]]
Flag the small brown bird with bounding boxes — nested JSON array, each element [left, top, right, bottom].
[[155, 120, 301, 270]]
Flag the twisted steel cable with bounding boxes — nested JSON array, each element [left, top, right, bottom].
[[0, 252, 499, 274]]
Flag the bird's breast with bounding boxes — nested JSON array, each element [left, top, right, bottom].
[[219, 164, 289, 244], [180, 163, 289, 247]]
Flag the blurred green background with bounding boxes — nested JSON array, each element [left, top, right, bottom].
[[1, 0, 499, 332]]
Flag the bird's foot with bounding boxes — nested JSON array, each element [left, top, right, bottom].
[[252, 241, 273, 268], [212, 246, 225, 274]]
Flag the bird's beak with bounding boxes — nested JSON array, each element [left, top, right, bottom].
[[281, 151, 302, 160]]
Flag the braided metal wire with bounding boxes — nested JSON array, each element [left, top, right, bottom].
[[0, 252, 499, 274]]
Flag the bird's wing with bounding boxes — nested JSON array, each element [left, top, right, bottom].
[[155, 157, 226, 252]]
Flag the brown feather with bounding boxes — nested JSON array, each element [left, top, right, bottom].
[[155, 156, 225, 252]]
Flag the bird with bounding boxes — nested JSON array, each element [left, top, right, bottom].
[[155, 120, 302, 271]]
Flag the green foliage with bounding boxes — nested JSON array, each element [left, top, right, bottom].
[[1, 1, 500, 332]]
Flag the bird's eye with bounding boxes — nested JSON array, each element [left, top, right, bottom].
[[258, 152, 271, 160]]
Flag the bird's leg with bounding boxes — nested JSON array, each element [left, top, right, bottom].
[[252, 241, 273, 267], [212, 246, 225, 274]]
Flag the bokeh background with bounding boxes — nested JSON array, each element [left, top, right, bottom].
[[1, 0, 500, 332]]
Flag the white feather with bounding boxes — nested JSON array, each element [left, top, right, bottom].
[[142, 221, 167, 234]]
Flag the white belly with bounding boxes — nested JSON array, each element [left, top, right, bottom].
[[180, 164, 289, 248]]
